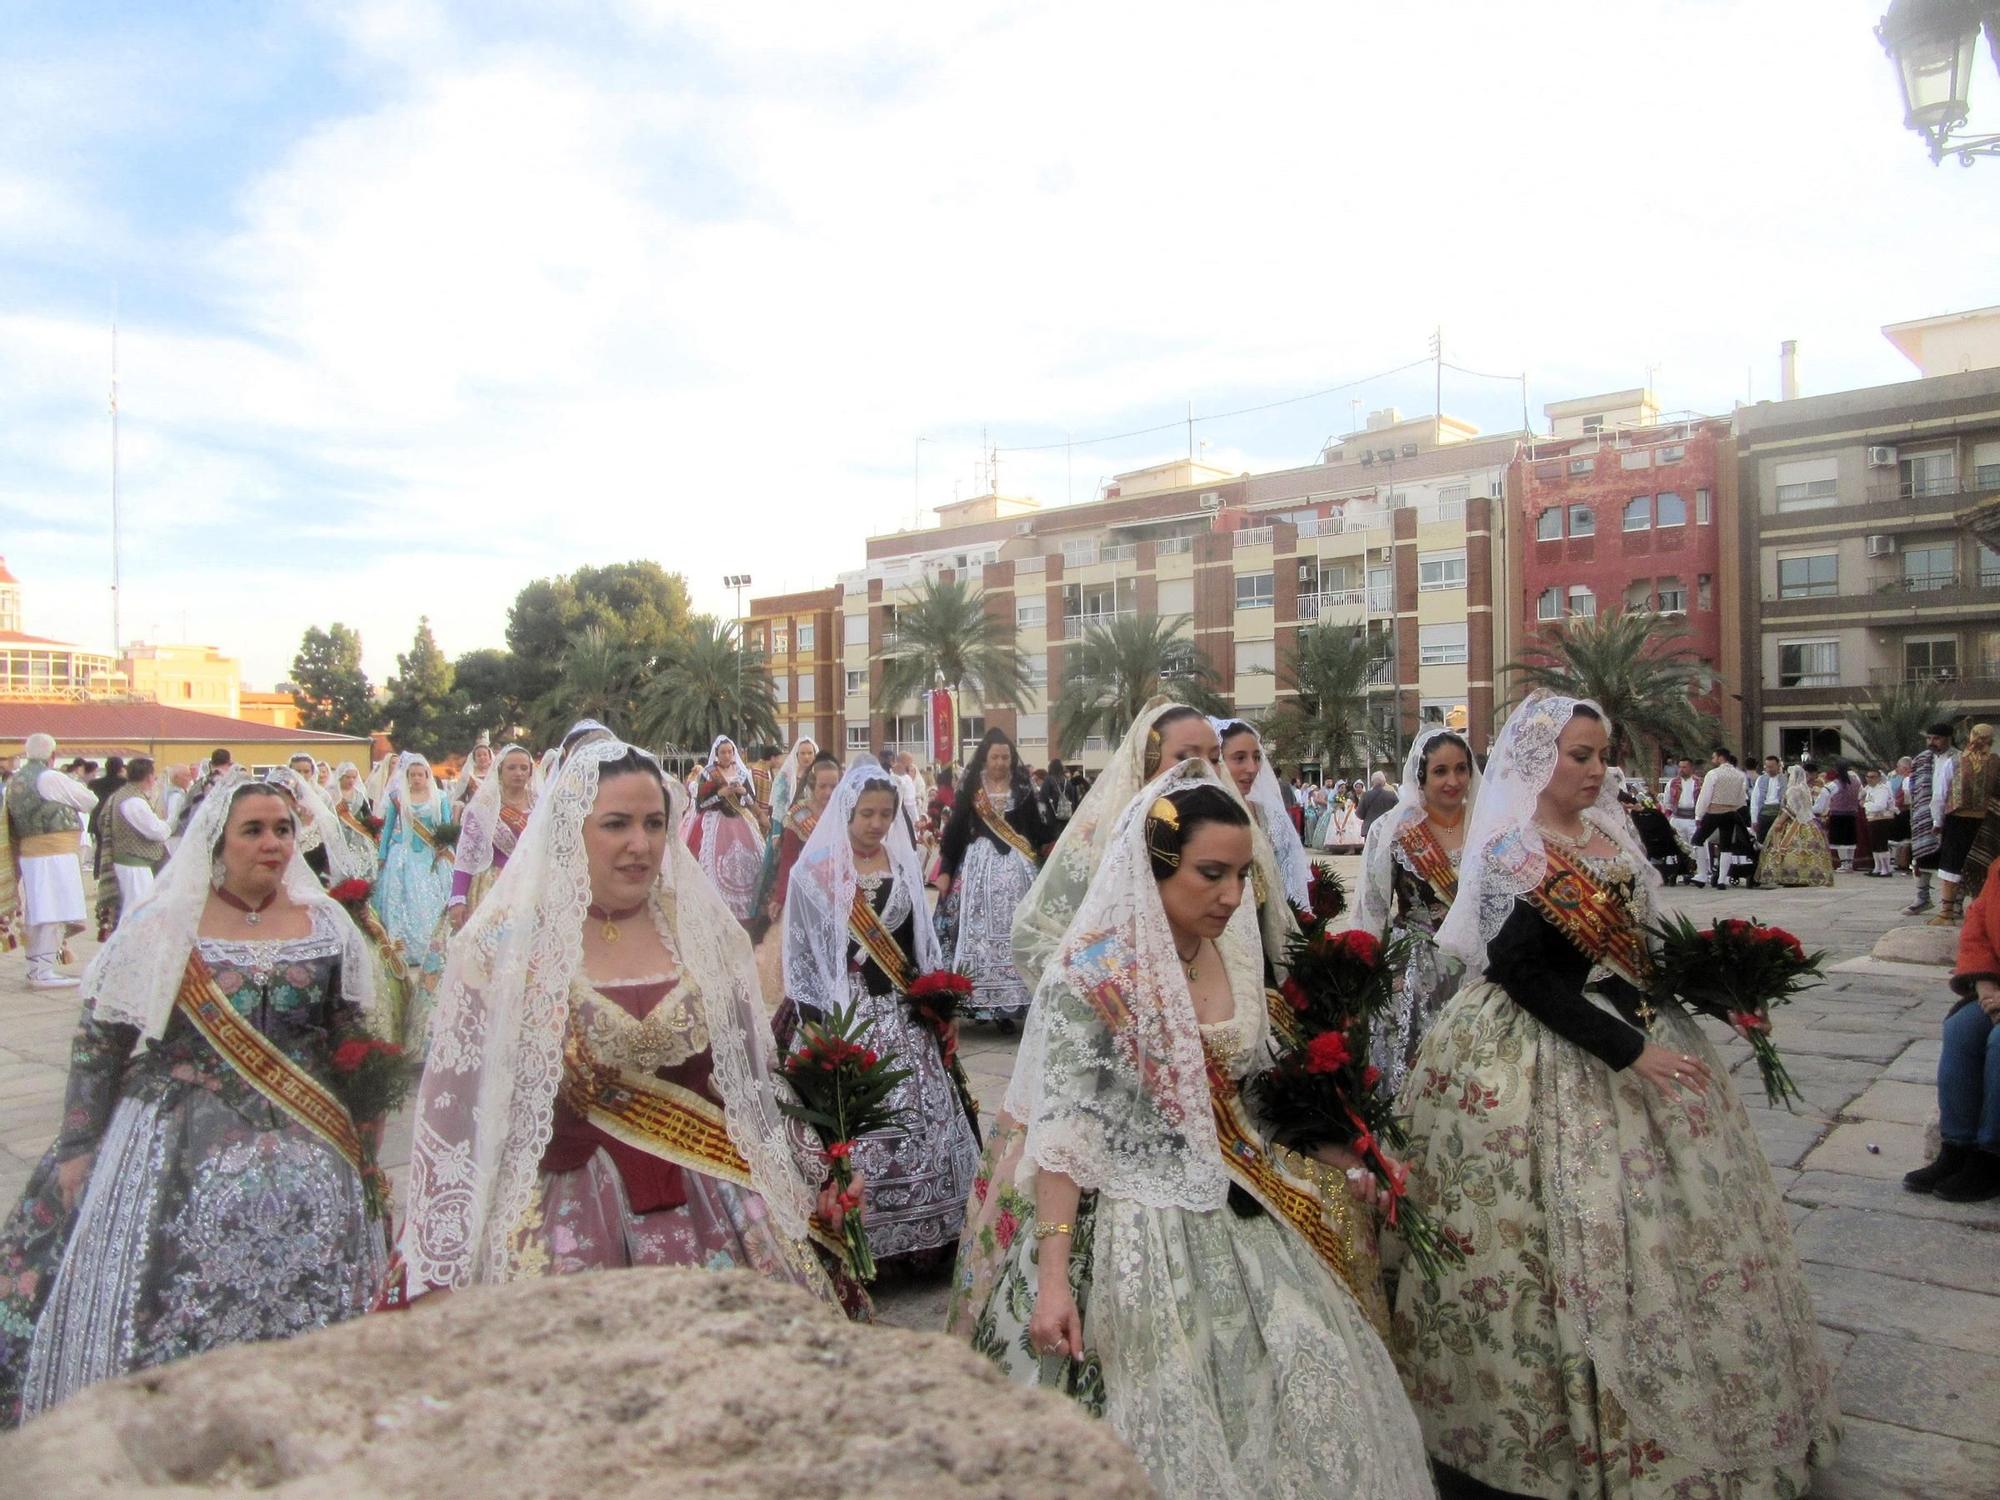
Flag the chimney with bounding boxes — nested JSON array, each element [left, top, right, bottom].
[[1779, 340, 1800, 401]]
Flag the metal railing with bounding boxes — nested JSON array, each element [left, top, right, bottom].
[[1867, 475, 1962, 505], [1418, 498, 1466, 524], [1016, 555, 1046, 573], [1100, 542, 1137, 563], [1365, 658, 1395, 686], [1063, 611, 1127, 640], [1061, 544, 1099, 568], [1366, 587, 1393, 612], [1978, 463, 2000, 491], [1898, 571, 1961, 593], [1154, 535, 1194, 556], [1294, 515, 1325, 538], [1867, 667, 1998, 687], [1233, 526, 1275, 548]]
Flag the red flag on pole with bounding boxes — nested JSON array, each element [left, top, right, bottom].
[[927, 687, 955, 766]]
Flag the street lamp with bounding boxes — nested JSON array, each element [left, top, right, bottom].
[[724, 573, 752, 734], [1878, 0, 2000, 163]]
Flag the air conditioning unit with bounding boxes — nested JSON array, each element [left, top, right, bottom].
[[1297, 562, 1316, 584], [1359, 450, 1375, 465], [1866, 533, 1897, 557], [1400, 443, 1419, 457], [1198, 492, 1222, 510], [1375, 449, 1395, 463], [1015, 520, 1033, 535], [1867, 445, 1897, 468]]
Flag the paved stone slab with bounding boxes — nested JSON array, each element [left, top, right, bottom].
[[1792, 1206, 2000, 1296], [1799, 1121, 1932, 1180], [1789, 1169, 2000, 1230], [1749, 1110, 1832, 1170], [1812, 1415, 2000, 1500], [1804, 1259, 2000, 1355], [1884, 1037, 1945, 1083], [1832, 1333, 2000, 1446], [1760, 1027, 1907, 1064], [1844, 1079, 1946, 1126]]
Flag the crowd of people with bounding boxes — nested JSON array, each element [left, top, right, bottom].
[[11, 698, 1997, 1493]]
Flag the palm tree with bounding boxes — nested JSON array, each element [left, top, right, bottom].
[[1846, 678, 1951, 770], [1503, 608, 1716, 770], [873, 576, 1031, 723], [1259, 621, 1385, 774], [635, 616, 781, 751], [1052, 614, 1224, 756], [532, 625, 644, 742]]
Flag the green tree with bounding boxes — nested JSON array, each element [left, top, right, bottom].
[[505, 561, 694, 706], [1845, 678, 1952, 770], [381, 616, 459, 757], [290, 623, 375, 736], [1504, 608, 1716, 771], [452, 647, 528, 743], [1051, 614, 1223, 757], [532, 626, 647, 742], [873, 577, 1030, 721], [1259, 621, 1385, 775], [635, 617, 780, 753]]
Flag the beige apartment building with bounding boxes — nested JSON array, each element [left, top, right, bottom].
[[839, 408, 1527, 771], [1733, 317, 2000, 760]]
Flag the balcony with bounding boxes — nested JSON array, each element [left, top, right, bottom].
[[1063, 611, 1128, 640], [1365, 657, 1395, 687], [1366, 586, 1394, 612], [1100, 542, 1137, 564], [1155, 535, 1194, 556], [1295, 588, 1365, 622], [1868, 668, 2000, 693], [1417, 498, 1467, 524], [1865, 474, 1966, 506], [1061, 544, 1099, 568], [1233, 526, 1275, 549]]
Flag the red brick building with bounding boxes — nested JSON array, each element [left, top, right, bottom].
[[1508, 415, 1732, 724]]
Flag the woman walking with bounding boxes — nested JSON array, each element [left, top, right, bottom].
[[686, 736, 766, 924], [932, 729, 1051, 1028]]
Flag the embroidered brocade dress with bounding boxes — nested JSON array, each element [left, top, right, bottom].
[[1390, 850, 1838, 1499], [782, 869, 978, 1263], [1755, 810, 1837, 889], [374, 792, 454, 1032], [525, 974, 851, 1310], [1368, 829, 1463, 1101], [688, 779, 765, 924], [0, 909, 383, 1427], [935, 788, 1047, 1023], [951, 982, 1435, 1498]]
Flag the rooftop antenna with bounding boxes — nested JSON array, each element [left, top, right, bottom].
[[109, 305, 121, 654]]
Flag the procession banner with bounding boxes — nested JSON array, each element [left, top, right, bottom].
[[927, 687, 956, 765]]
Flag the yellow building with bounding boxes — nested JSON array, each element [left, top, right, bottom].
[[237, 690, 304, 730], [121, 641, 243, 717]]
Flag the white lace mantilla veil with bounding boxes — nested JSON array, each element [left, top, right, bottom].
[[383, 750, 443, 822], [1432, 692, 1657, 981], [771, 735, 817, 818], [782, 763, 940, 1014], [1002, 759, 1265, 1210], [265, 765, 374, 885], [81, 772, 376, 1045], [705, 735, 750, 788], [401, 737, 816, 1290], [1783, 763, 1815, 821], [454, 742, 539, 881], [1353, 725, 1487, 939], [1013, 699, 1298, 996], [1213, 718, 1314, 910]]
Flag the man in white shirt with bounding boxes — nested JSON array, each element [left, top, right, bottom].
[[1665, 757, 1705, 883], [1693, 749, 1752, 889], [4, 733, 99, 988], [1749, 754, 1787, 842], [102, 755, 173, 922], [892, 750, 926, 833]]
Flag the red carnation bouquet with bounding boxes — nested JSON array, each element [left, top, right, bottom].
[[328, 1034, 417, 1221], [1647, 913, 1825, 1109], [778, 1000, 911, 1281], [905, 969, 982, 1139], [328, 877, 374, 911], [1248, 919, 1461, 1279]]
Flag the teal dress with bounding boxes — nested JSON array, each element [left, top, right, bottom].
[[374, 793, 454, 1043]]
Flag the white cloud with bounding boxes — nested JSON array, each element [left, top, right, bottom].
[[2, 0, 1996, 690]]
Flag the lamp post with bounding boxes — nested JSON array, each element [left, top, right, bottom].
[[724, 573, 752, 737], [1878, 0, 2000, 163]]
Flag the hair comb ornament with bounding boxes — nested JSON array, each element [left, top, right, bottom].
[[1145, 794, 1183, 867]]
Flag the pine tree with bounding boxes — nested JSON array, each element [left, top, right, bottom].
[[382, 617, 458, 756], [290, 623, 376, 737]]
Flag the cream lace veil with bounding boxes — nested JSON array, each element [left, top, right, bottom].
[[265, 765, 374, 885], [400, 737, 817, 1289], [82, 773, 375, 1043], [1432, 692, 1655, 979], [455, 742, 539, 882], [782, 763, 940, 1016], [1213, 718, 1314, 910], [1353, 725, 1485, 939], [1003, 759, 1265, 1210], [770, 735, 818, 820]]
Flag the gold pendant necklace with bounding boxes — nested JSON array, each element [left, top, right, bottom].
[[587, 900, 647, 942], [1176, 939, 1203, 980]]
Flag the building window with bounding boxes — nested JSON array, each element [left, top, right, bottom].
[[1537, 586, 1562, 621], [1622, 495, 1651, 531], [1656, 491, 1687, 526], [1657, 576, 1687, 613], [772, 676, 789, 704], [958, 715, 987, 744], [1624, 579, 1652, 612], [1696, 487, 1712, 523], [1774, 457, 1838, 511], [1581, 415, 1605, 435], [1781, 726, 1844, 762], [772, 629, 789, 654], [1778, 639, 1839, 688], [1061, 539, 1099, 567], [1566, 503, 1595, 537], [1157, 577, 1194, 616], [1905, 637, 1958, 682], [1656, 444, 1685, 463], [1777, 553, 1838, 599], [748, 627, 766, 650], [1620, 449, 1653, 470], [796, 675, 815, 703], [1568, 585, 1596, 618], [1902, 543, 1957, 591], [1900, 450, 1957, 499], [1016, 600, 1046, 629], [1017, 712, 1048, 744], [1234, 639, 1276, 676], [1235, 572, 1274, 610], [1976, 627, 2000, 679], [796, 623, 815, 651], [1981, 541, 2000, 588], [1437, 483, 1469, 506], [1027, 653, 1049, 690], [846, 725, 870, 750], [1536, 508, 1563, 541], [1417, 549, 1466, 591], [1417, 622, 1469, 666], [845, 669, 866, 695], [1698, 573, 1713, 611], [1567, 457, 1594, 476]]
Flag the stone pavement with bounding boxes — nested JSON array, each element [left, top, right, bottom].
[[1, 865, 1993, 1496]]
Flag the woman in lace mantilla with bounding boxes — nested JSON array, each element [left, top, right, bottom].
[[0, 777, 385, 1426], [750, 736, 819, 933], [1354, 727, 1481, 1101], [1755, 765, 1836, 890], [958, 769, 1435, 1498], [1391, 692, 1837, 1499], [780, 764, 979, 1267], [372, 752, 455, 1046], [932, 728, 1052, 1027], [1216, 718, 1317, 914], [685, 735, 766, 925]]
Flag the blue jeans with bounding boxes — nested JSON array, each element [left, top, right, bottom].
[[1938, 1000, 2000, 1152]]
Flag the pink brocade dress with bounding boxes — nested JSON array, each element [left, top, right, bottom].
[[529, 976, 853, 1312]]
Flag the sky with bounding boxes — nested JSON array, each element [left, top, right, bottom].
[[3, 0, 1998, 687]]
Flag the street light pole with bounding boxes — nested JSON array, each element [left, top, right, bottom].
[[724, 572, 752, 739]]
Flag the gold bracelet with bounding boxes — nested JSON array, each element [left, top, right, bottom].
[[1033, 1221, 1074, 1241]]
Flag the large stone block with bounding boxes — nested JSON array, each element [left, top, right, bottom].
[[0, 1268, 1154, 1500], [1870, 924, 1960, 967]]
